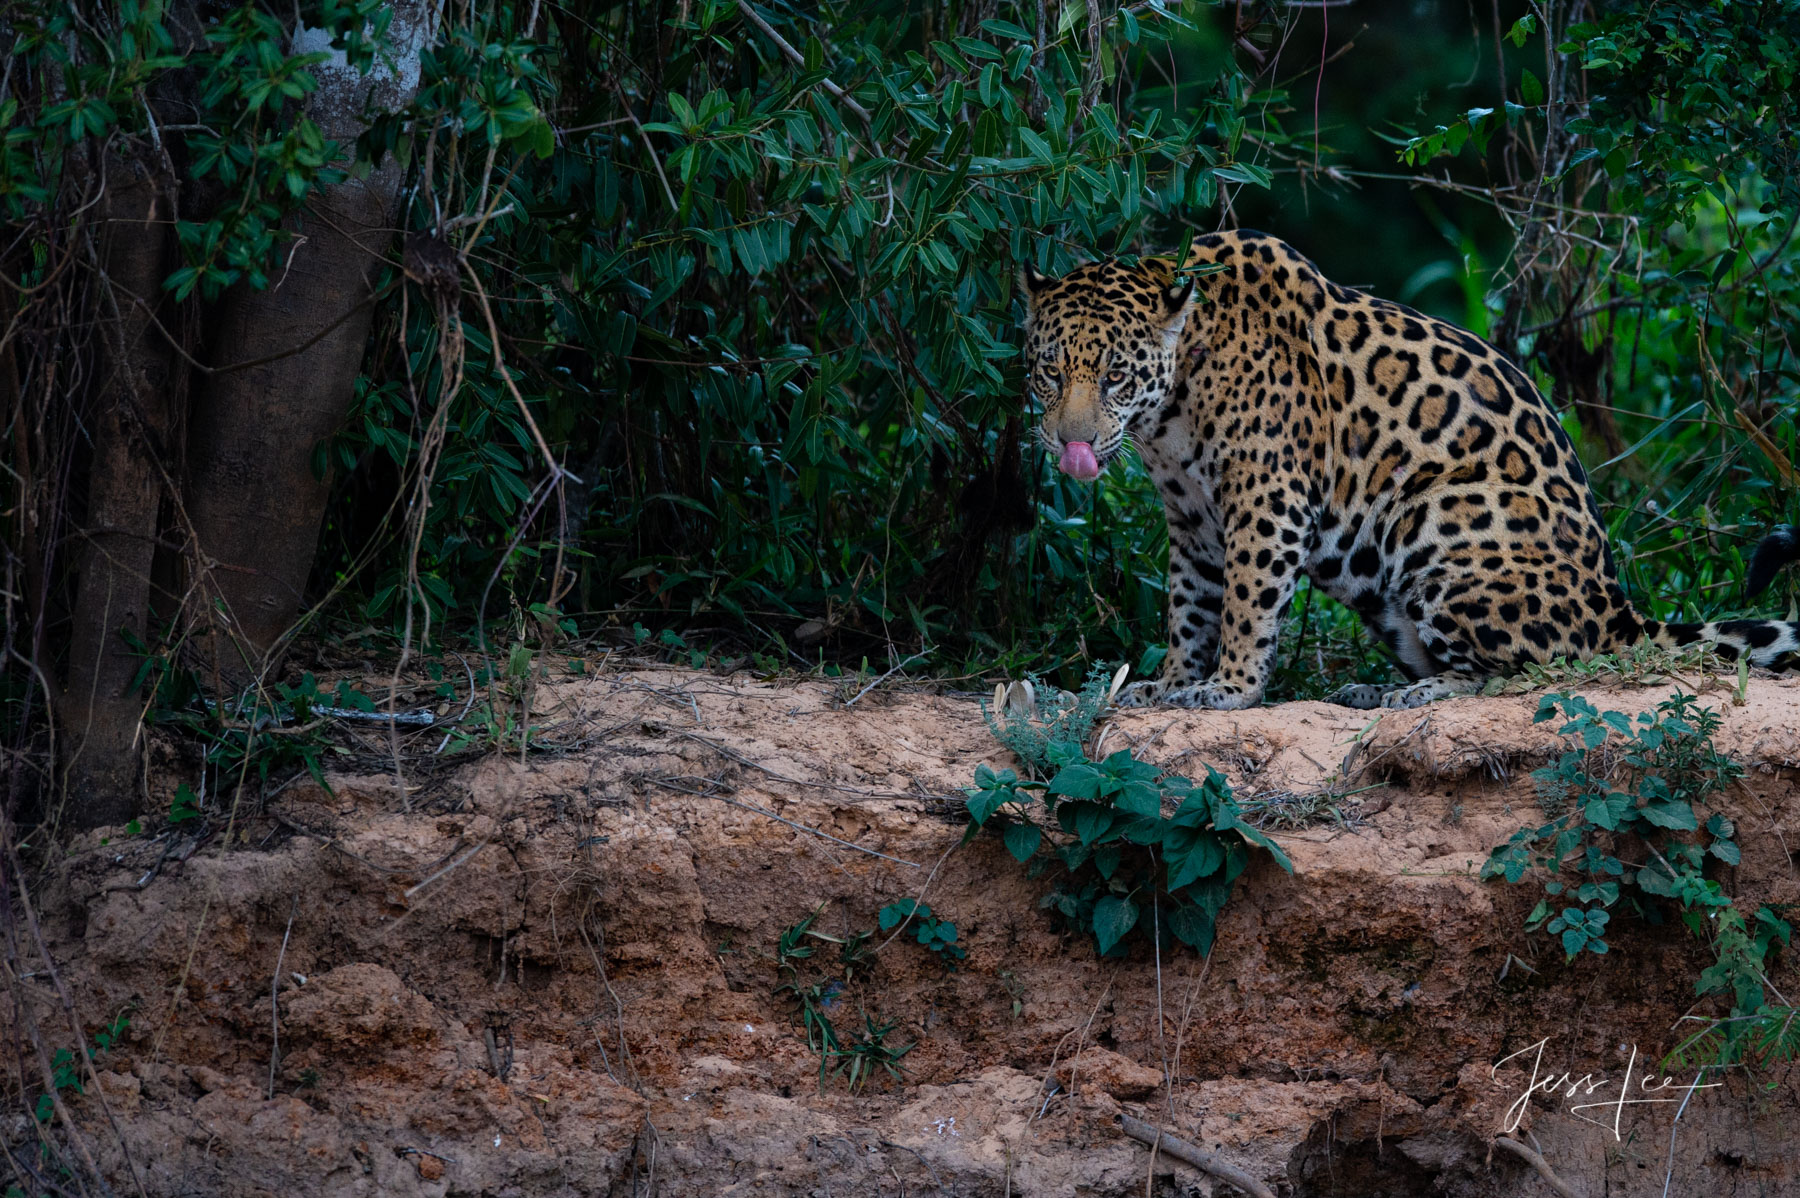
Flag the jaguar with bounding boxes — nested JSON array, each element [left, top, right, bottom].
[[1020, 229, 1800, 709]]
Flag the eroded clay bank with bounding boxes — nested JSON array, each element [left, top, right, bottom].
[[12, 666, 1800, 1196]]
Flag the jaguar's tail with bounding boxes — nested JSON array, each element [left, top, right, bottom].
[[1643, 526, 1800, 669], [1747, 524, 1800, 599]]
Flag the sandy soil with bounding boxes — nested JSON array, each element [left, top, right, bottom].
[[9, 665, 1800, 1196]]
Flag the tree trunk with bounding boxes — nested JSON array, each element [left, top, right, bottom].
[[61, 149, 179, 828], [183, 5, 433, 689]]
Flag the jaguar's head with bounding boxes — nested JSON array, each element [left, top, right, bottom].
[[1019, 258, 1194, 481]]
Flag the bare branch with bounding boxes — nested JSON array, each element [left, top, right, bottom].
[[736, 1, 874, 126], [1118, 1114, 1277, 1198]]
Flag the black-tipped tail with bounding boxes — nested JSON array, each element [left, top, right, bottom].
[[1747, 525, 1800, 599]]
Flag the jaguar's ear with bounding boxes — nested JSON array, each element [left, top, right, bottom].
[[1018, 263, 1057, 310], [1163, 278, 1195, 321], [1141, 258, 1193, 324], [1158, 277, 1195, 350]]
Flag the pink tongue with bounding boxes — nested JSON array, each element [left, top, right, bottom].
[[1059, 441, 1102, 481]]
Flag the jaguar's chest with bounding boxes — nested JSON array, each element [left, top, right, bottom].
[[1135, 423, 1226, 537]]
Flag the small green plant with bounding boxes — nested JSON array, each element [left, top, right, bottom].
[[1539, 905, 1611, 957], [964, 742, 1292, 957], [879, 900, 964, 969], [1484, 691, 1794, 1066], [168, 783, 202, 826], [633, 623, 707, 669], [828, 1011, 914, 1093], [35, 1049, 80, 1123], [34, 1013, 129, 1123], [773, 903, 916, 1090], [127, 636, 338, 788], [981, 664, 1120, 775]]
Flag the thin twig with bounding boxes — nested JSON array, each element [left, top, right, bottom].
[[871, 836, 960, 953], [880, 1140, 946, 1192], [735, 1, 873, 125], [402, 841, 488, 900], [1496, 1135, 1586, 1198], [268, 895, 298, 1100], [1117, 1114, 1277, 1198], [672, 728, 957, 803], [843, 649, 930, 708], [1659, 1071, 1707, 1198], [643, 775, 920, 866]]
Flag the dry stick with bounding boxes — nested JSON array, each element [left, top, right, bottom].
[[403, 840, 490, 901], [643, 776, 920, 867], [267, 895, 298, 1100], [114, 273, 401, 376], [880, 1139, 946, 1192], [1152, 890, 1169, 1113], [842, 649, 931, 708], [461, 262, 570, 572], [4, 828, 150, 1197], [674, 728, 957, 803], [1659, 1064, 1714, 1198], [1031, 969, 1118, 1131], [1117, 1114, 1277, 1198], [1169, 949, 1213, 1126], [735, 1, 873, 125], [1494, 1135, 1586, 1198], [610, 78, 679, 216]]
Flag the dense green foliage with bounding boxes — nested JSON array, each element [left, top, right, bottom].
[[366, 0, 1796, 692], [4, 0, 1799, 699]]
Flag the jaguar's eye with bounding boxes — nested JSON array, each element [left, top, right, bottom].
[[1043, 363, 1062, 379], [1105, 369, 1127, 386]]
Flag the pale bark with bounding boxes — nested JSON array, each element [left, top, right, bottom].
[[183, 3, 434, 686]]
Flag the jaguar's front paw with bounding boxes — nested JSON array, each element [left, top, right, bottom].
[[1162, 680, 1259, 711], [1114, 679, 1168, 708]]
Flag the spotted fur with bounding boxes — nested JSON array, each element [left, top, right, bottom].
[[1022, 231, 1800, 710]]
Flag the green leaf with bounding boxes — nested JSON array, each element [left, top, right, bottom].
[[1048, 763, 1104, 800], [1520, 69, 1544, 106], [966, 787, 1008, 825], [879, 900, 923, 931], [1212, 161, 1272, 187], [1583, 795, 1625, 831], [1114, 781, 1162, 817], [1070, 803, 1115, 846], [1002, 821, 1042, 863], [1018, 128, 1056, 163], [1092, 896, 1138, 955], [1562, 146, 1601, 171], [1167, 904, 1215, 953], [1093, 844, 1122, 880], [1640, 801, 1698, 831], [979, 18, 1032, 40], [1230, 822, 1292, 873], [1166, 833, 1224, 891]]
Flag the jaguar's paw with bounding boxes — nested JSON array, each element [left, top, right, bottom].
[[1163, 680, 1259, 711]]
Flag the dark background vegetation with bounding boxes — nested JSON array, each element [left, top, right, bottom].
[[3, 0, 1799, 829]]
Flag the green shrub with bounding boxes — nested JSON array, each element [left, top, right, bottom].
[[965, 743, 1291, 956], [1485, 691, 1795, 1066]]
